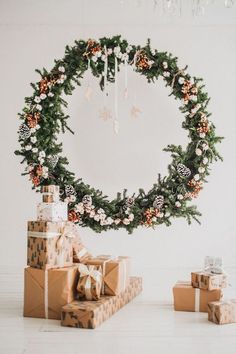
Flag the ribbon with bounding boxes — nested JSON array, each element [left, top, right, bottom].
[[44, 269, 49, 319], [77, 264, 102, 300], [56, 222, 76, 250], [194, 288, 200, 312], [204, 256, 223, 274]]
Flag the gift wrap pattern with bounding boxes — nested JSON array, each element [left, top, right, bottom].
[[85, 255, 130, 296], [191, 271, 227, 291], [61, 276, 142, 329], [27, 221, 73, 269], [24, 266, 79, 319], [208, 300, 236, 324], [173, 281, 222, 312], [72, 234, 92, 263], [37, 202, 68, 222]]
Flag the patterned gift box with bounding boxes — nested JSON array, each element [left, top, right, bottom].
[[77, 264, 103, 301], [72, 233, 92, 263], [24, 266, 79, 319], [27, 221, 74, 270], [85, 255, 130, 296], [41, 185, 60, 194], [37, 202, 68, 222], [173, 281, 222, 312], [191, 271, 227, 291], [208, 300, 236, 324], [61, 276, 142, 329]]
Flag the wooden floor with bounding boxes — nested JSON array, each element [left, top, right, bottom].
[[1, 266, 236, 354]]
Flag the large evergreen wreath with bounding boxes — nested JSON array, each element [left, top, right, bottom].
[[15, 35, 223, 233]]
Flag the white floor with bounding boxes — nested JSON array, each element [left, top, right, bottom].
[[1, 266, 236, 354]]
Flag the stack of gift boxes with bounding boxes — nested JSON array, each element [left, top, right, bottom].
[[24, 185, 142, 329], [173, 256, 236, 325]]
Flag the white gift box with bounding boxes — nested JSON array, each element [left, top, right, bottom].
[[37, 202, 68, 222]]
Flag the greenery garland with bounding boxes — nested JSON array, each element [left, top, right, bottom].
[[15, 35, 223, 233]]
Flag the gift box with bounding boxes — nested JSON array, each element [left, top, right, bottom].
[[61, 276, 142, 329], [72, 234, 92, 263], [77, 264, 103, 301], [191, 271, 227, 291], [27, 221, 74, 270], [37, 202, 68, 222], [41, 185, 60, 194], [42, 194, 60, 203], [208, 300, 236, 325], [173, 281, 222, 312], [24, 266, 79, 319], [85, 255, 130, 296]]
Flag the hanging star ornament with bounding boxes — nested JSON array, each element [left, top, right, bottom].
[[130, 105, 141, 119], [99, 106, 112, 121], [85, 85, 92, 101]]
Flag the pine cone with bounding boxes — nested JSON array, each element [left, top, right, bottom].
[[18, 124, 31, 140], [82, 194, 92, 206], [65, 185, 76, 196], [177, 163, 191, 177], [153, 195, 164, 209]]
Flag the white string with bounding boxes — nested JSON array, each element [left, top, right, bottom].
[[124, 57, 128, 99], [104, 46, 108, 107], [113, 56, 119, 134]]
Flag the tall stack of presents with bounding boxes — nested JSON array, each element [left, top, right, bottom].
[[24, 185, 236, 328]]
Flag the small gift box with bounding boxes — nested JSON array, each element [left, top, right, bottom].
[[41, 185, 60, 203], [173, 281, 222, 312], [72, 234, 92, 263], [41, 185, 60, 194], [24, 266, 79, 319], [208, 300, 236, 324], [191, 271, 227, 291], [85, 255, 130, 296], [37, 202, 68, 222], [27, 221, 75, 269], [77, 264, 103, 301], [61, 277, 142, 329]]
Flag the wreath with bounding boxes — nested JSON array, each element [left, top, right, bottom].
[[15, 35, 223, 233]]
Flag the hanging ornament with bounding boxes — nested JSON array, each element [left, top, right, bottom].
[[177, 163, 191, 177], [153, 195, 164, 209], [18, 124, 31, 140], [82, 194, 92, 206], [85, 60, 92, 102], [124, 57, 128, 99], [114, 56, 119, 135]]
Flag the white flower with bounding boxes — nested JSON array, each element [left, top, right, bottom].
[[175, 201, 181, 208], [148, 60, 154, 66], [152, 217, 157, 222], [115, 218, 121, 225], [75, 202, 84, 214], [195, 148, 202, 156], [97, 208, 105, 214], [128, 213, 134, 221], [39, 158, 44, 165], [100, 219, 108, 226], [30, 136, 37, 144], [202, 143, 209, 151], [194, 174, 200, 181], [92, 56, 98, 62], [114, 46, 121, 55], [163, 71, 170, 78], [30, 128, 36, 133], [178, 77, 185, 85], [48, 92, 54, 97], [107, 48, 113, 55], [42, 166, 49, 178], [34, 96, 41, 103], [25, 145, 32, 151], [64, 197, 70, 203], [203, 157, 208, 165], [165, 212, 171, 218], [27, 165, 34, 172], [89, 210, 96, 218], [32, 147, 38, 153], [191, 103, 201, 114], [190, 95, 197, 102], [126, 45, 132, 53], [61, 74, 67, 81], [36, 104, 42, 111], [58, 66, 65, 73], [198, 167, 205, 174], [94, 214, 100, 222], [122, 53, 128, 61], [106, 217, 114, 225], [96, 51, 102, 58], [99, 213, 106, 221], [199, 133, 206, 138], [40, 93, 47, 100], [49, 103, 53, 107], [36, 124, 40, 130], [158, 212, 164, 218], [162, 61, 168, 69], [123, 218, 130, 225], [150, 48, 156, 56], [101, 54, 106, 61], [177, 194, 184, 200], [39, 151, 46, 158]]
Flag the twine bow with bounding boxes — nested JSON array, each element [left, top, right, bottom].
[[171, 66, 188, 89], [56, 222, 77, 250], [77, 264, 102, 300]]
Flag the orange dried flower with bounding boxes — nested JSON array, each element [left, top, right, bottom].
[[68, 210, 79, 222]]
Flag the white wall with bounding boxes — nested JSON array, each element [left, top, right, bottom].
[[0, 0, 236, 272]]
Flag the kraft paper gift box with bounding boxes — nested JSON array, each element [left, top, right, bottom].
[[208, 300, 236, 324], [61, 276, 142, 329], [191, 271, 227, 291], [77, 264, 103, 301], [173, 281, 222, 312], [72, 234, 92, 263], [85, 255, 130, 296], [27, 221, 74, 270], [24, 266, 79, 319], [41, 185, 60, 203], [37, 202, 68, 222]]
